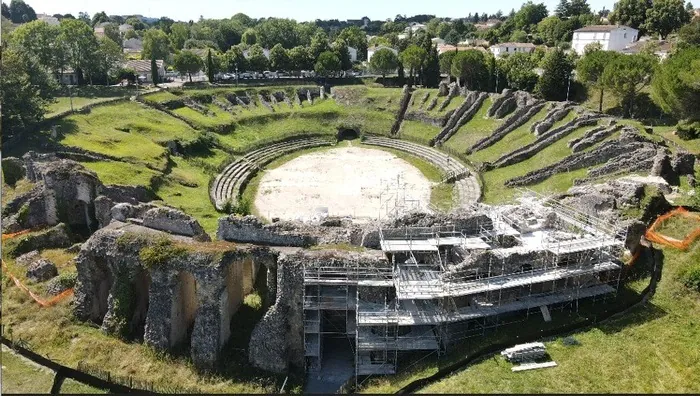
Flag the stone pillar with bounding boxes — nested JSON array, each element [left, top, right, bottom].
[[143, 270, 177, 351], [319, 86, 325, 99], [190, 274, 226, 369]]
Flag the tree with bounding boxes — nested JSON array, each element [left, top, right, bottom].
[[223, 44, 248, 72], [537, 16, 571, 46], [332, 39, 352, 71], [444, 29, 462, 45], [555, 0, 571, 17], [439, 51, 457, 75], [155, 17, 175, 34], [577, 49, 621, 111], [91, 11, 109, 27], [514, 2, 549, 32], [1, 48, 54, 138], [679, 19, 700, 45], [437, 22, 452, 38], [241, 28, 257, 45], [400, 44, 427, 86], [173, 50, 203, 82], [59, 19, 99, 85], [206, 49, 215, 82], [91, 36, 123, 84], [369, 48, 399, 82], [256, 18, 300, 49], [314, 51, 341, 77], [103, 23, 122, 46], [451, 49, 490, 90], [510, 30, 529, 42], [269, 43, 290, 71], [651, 47, 700, 122], [9, 0, 36, 23], [609, 0, 653, 33], [125, 16, 146, 30], [247, 44, 269, 72], [288, 46, 313, 75], [504, 52, 539, 91], [535, 47, 574, 100], [169, 22, 190, 50], [645, 0, 691, 39], [310, 30, 331, 59], [9, 20, 63, 76], [569, 0, 592, 16], [338, 26, 368, 61], [601, 53, 657, 117], [142, 29, 171, 60], [1, 3, 10, 19], [423, 44, 441, 88], [151, 57, 159, 85]]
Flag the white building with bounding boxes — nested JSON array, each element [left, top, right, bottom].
[[489, 42, 536, 58], [37, 14, 60, 26], [432, 37, 446, 46], [123, 59, 165, 83], [621, 39, 673, 61], [367, 45, 398, 63], [571, 25, 638, 55], [348, 46, 358, 63]]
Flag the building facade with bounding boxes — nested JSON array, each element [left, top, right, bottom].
[[489, 42, 536, 58], [571, 25, 639, 55]]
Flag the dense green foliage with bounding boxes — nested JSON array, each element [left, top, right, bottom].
[[576, 49, 621, 111], [644, 0, 691, 39], [173, 50, 203, 81], [370, 48, 399, 78], [601, 53, 657, 117], [536, 47, 574, 101], [651, 47, 700, 123]]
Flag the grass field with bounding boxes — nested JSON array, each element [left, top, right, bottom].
[[1, 347, 105, 394], [443, 97, 502, 153], [46, 86, 136, 118]]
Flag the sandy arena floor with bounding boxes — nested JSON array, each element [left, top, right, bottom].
[[254, 146, 433, 221]]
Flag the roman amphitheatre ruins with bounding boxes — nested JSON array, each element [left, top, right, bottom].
[[2, 82, 699, 393]]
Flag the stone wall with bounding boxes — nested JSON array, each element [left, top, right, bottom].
[[531, 104, 573, 135], [469, 101, 546, 153], [390, 85, 413, 136], [73, 221, 276, 369]]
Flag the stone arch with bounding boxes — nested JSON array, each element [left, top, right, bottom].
[[220, 262, 244, 345], [170, 271, 199, 348], [336, 127, 359, 141]]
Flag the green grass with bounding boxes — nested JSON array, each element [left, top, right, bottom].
[[417, 241, 700, 394], [399, 120, 441, 143], [46, 87, 134, 117], [443, 97, 502, 153], [1, 347, 106, 394], [57, 102, 202, 171], [428, 95, 464, 116], [141, 90, 180, 104], [409, 88, 437, 111], [478, 122, 602, 204], [655, 212, 700, 240], [80, 161, 160, 187], [171, 104, 236, 130], [468, 105, 549, 164]]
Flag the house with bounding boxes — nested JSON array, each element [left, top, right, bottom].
[[621, 39, 673, 60], [37, 14, 60, 26], [348, 46, 358, 63], [367, 45, 398, 63], [432, 37, 446, 46], [58, 69, 79, 85], [459, 38, 489, 47], [123, 38, 144, 54], [94, 27, 105, 38], [406, 22, 427, 33], [571, 25, 638, 55], [123, 59, 165, 83], [489, 42, 536, 58], [437, 44, 489, 55]]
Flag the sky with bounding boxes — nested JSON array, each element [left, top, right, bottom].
[[6, 0, 615, 22]]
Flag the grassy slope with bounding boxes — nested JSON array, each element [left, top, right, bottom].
[[443, 97, 502, 153], [399, 120, 441, 143], [420, 240, 700, 393], [1, 348, 105, 394], [479, 122, 601, 204], [46, 87, 134, 117]]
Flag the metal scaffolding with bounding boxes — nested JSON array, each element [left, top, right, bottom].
[[302, 192, 627, 383]]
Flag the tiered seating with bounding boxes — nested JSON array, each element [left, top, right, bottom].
[[211, 137, 334, 210], [362, 136, 481, 208]]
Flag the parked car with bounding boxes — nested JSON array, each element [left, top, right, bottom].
[[238, 72, 252, 79]]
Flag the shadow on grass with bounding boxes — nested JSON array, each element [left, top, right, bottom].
[[55, 86, 133, 99]]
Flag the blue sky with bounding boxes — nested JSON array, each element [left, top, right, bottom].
[[7, 0, 615, 22]]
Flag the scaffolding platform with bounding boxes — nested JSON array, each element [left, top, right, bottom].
[[395, 261, 619, 299], [546, 238, 624, 254], [356, 358, 396, 375], [358, 284, 616, 326], [380, 239, 439, 252]]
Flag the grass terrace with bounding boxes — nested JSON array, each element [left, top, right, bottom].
[[443, 97, 502, 153]]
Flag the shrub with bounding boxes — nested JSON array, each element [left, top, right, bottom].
[[243, 292, 262, 310], [139, 237, 188, 269], [676, 120, 700, 141]]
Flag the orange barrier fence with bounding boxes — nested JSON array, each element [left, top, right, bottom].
[[645, 207, 700, 250], [2, 230, 74, 307]]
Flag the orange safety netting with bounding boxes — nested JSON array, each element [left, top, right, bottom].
[[645, 207, 700, 250], [1, 231, 74, 307]]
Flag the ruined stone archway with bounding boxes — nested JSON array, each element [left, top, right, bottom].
[[336, 128, 359, 141], [170, 271, 198, 348]]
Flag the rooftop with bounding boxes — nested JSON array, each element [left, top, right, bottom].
[[574, 24, 635, 32], [491, 42, 537, 48], [123, 59, 164, 73]]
